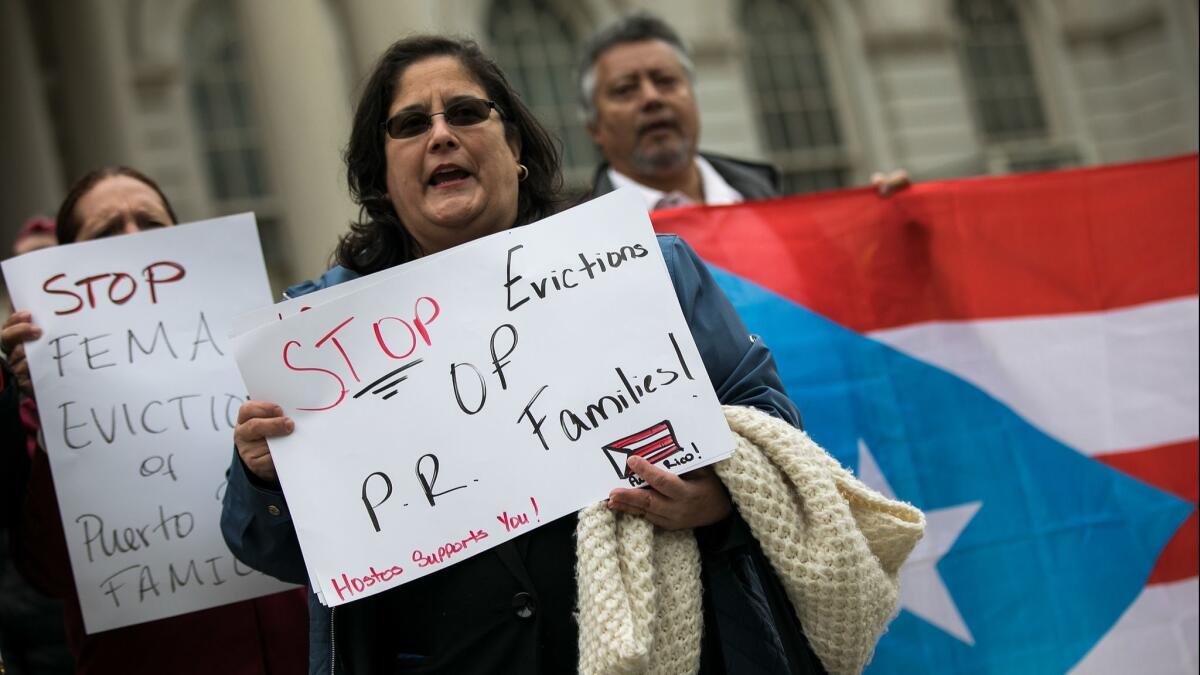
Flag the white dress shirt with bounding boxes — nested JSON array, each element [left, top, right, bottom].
[[607, 156, 745, 210]]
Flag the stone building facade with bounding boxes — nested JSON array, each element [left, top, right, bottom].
[[1, 0, 1196, 290]]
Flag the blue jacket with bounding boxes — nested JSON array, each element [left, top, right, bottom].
[[222, 235, 817, 674]]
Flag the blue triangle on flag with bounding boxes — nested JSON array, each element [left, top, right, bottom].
[[708, 266, 1193, 674]]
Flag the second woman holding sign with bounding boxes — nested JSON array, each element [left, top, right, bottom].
[[223, 36, 823, 675]]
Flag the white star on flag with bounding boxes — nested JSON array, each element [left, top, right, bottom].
[[857, 439, 982, 645]]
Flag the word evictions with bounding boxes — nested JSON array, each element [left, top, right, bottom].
[[504, 242, 649, 311], [58, 391, 245, 449], [42, 261, 186, 315]]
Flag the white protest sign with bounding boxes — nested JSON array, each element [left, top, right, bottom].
[[232, 189, 734, 607], [1, 214, 296, 633]]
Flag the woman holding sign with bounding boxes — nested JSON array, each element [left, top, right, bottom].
[[1, 167, 308, 675], [223, 36, 833, 675]]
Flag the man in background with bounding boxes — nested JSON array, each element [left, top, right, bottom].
[[579, 12, 907, 209]]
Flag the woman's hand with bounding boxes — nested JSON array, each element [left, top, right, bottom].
[[234, 401, 293, 484], [2, 311, 42, 398], [606, 457, 732, 530]]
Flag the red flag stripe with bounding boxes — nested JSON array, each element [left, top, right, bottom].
[[652, 155, 1199, 333], [1094, 439, 1199, 584]]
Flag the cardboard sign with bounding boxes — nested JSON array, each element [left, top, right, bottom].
[[1, 215, 296, 633], [231, 189, 734, 606]]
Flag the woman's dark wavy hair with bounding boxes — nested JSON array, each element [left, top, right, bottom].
[[335, 35, 563, 274], [55, 166, 177, 244]]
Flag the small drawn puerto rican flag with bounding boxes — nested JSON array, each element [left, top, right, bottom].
[[602, 420, 682, 479], [654, 155, 1199, 674]]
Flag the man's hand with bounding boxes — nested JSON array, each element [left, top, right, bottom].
[[871, 169, 911, 197], [234, 400, 293, 484], [606, 456, 731, 530], [2, 311, 42, 398]]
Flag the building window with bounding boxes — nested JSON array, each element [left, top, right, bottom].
[[488, 0, 597, 190], [740, 0, 850, 195], [955, 0, 1079, 171], [955, 0, 1048, 142], [185, 0, 281, 265]]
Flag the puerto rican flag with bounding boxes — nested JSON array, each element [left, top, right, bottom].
[[653, 155, 1198, 673], [602, 421, 683, 479]]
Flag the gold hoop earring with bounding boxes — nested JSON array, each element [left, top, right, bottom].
[[517, 164, 529, 182]]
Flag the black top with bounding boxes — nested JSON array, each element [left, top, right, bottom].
[[336, 510, 827, 675], [337, 515, 578, 674]]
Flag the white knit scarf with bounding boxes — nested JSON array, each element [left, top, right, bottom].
[[576, 406, 926, 675]]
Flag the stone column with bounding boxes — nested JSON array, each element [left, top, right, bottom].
[[235, 0, 358, 279], [0, 0, 64, 252], [339, 0, 439, 74], [46, 0, 140, 178], [1161, 0, 1199, 149]]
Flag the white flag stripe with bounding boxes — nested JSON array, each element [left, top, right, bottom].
[[1070, 578, 1199, 674], [869, 297, 1200, 457]]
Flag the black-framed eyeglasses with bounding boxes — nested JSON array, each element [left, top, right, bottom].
[[383, 98, 504, 139]]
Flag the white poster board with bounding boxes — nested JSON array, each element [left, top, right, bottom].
[[232, 189, 734, 607], [1, 215, 296, 633]]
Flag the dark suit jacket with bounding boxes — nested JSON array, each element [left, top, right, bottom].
[[589, 152, 781, 203]]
